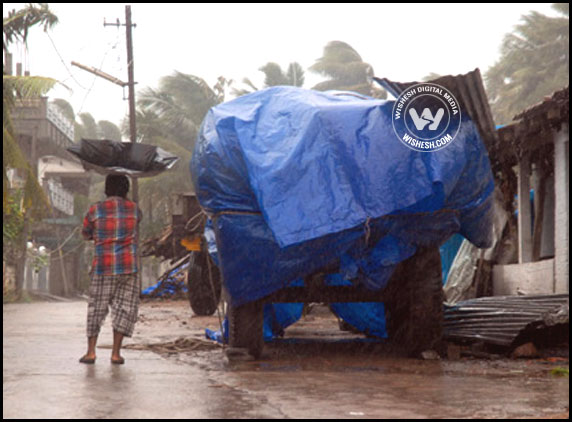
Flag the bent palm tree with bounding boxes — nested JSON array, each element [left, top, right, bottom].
[[137, 72, 227, 152], [232, 61, 305, 97], [310, 41, 373, 95], [485, 4, 569, 124]]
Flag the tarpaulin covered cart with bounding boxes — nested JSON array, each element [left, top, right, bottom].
[[191, 86, 495, 358]]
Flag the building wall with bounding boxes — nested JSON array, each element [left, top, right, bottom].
[[493, 259, 555, 295]]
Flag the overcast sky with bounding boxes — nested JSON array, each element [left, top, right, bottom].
[[4, 3, 559, 129]]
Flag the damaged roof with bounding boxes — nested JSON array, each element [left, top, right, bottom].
[[496, 86, 569, 164]]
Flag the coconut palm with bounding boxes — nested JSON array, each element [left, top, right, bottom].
[[137, 72, 228, 152], [310, 40, 386, 98], [3, 3, 58, 54], [51, 98, 123, 142], [4, 3, 58, 297], [132, 72, 231, 235], [485, 3, 569, 124], [3, 3, 59, 215], [231, 61, 305, 96]]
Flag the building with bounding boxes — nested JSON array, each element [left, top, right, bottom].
[[6, 58, 92, 296], [493, 87, 569, 295]]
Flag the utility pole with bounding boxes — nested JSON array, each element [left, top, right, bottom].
[[72, 7, 143, 287], [104, 5, 138, 205], [103, 6, 141, 283]]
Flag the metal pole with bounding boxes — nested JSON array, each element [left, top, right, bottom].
[[125, 5, 138, 200], [125, 5, 142, 284]]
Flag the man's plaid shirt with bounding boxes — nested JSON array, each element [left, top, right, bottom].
[[82, 196, 142, 275]]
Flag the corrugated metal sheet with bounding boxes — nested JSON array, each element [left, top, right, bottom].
[[373, 68, 500, 165], [443, 294, 569, 347]]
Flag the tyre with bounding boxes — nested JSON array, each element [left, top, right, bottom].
[[384, 247, 444, 356], [187, 251, 222, 316], [228, 300, 264, 359]]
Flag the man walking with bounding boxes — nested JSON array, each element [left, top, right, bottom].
[[80, 174, 142, 365]]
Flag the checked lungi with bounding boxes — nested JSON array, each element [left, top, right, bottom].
[[87, 273, 140, 338]]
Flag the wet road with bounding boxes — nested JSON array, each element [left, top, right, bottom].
[[3, 300, 569, 419]]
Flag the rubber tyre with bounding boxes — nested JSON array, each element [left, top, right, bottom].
[[187, 251, 222, 316], [384, 247, 444, 356], [228, 300, 264, 359]]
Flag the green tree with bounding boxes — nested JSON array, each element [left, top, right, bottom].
[[3, 3, 58, 215], [137, 72, 228, 152], [97, 120, 122, 142], [3, 3, 58, 53], [260, 62, 305, 88], [485, 3, 569, 124], [51, 98, 122, 142], [3, 3, 58, 297], [310, 40, 386, 98], [131, 72, 231, 237], [78, 112, 98, 138], [232, 61, 305, 96]]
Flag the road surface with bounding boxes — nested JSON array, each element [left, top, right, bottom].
[[3, 299, 569, 419]]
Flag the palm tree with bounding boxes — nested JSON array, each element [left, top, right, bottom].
[[132, 72, 231, 235], [485, 3, 569, 124], [3, 3, 58, 54], [231, 61, 305, 96], [310, 40, 385, 98], [97, 120, 122, 142], [137, 72, 228, 152], [3, 3, 59, 215], [51, 98, 123, 142], [4, 3, 58, 297]]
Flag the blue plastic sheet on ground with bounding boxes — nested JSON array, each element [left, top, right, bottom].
[[192, 86, 495, 339], [142, 263, 189, 297]]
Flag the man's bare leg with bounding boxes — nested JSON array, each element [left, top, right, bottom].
[[79, 336, 98, 363], [111, 330, 125, 364]]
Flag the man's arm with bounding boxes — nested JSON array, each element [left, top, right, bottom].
[[82, 205, 95, 240]]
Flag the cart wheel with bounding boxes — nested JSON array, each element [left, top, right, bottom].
[[187, 251, 221, 316], [384, 247, 444, 356], [228, 300, 264, 359]]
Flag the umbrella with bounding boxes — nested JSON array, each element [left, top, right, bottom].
[[67, 138, 179, 177]]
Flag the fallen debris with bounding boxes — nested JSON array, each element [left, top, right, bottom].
[[141, 256, 189, 299], [100, 337, 220, 355], [443, 294, 569, 354], [511, 342, 540, 359], [420, 350, 441, 360]]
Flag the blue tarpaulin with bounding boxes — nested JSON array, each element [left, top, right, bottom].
[[193, 86, 495, 341], [439, 234, 465, 284], [142, 263, 189, 297]]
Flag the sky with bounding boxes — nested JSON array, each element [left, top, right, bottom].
[[4, 3, 560, 130]]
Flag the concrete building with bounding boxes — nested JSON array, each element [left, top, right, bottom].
[[493, 87, 569, 295], [6, 58, 92, 296]]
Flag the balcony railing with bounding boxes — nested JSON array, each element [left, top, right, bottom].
[[12, 97, 75, 147]]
